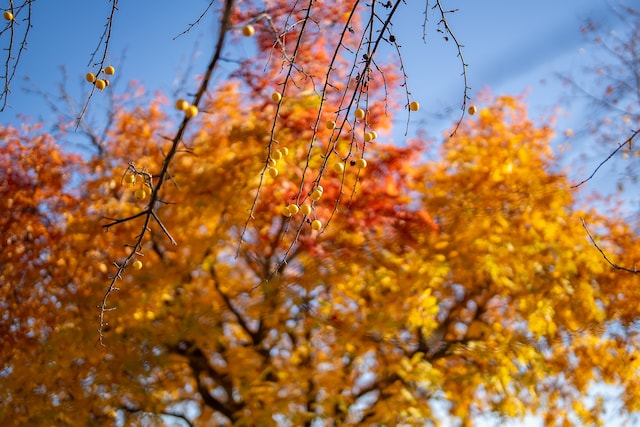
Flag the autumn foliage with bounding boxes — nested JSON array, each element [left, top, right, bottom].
[[2, 1, 640, 427]]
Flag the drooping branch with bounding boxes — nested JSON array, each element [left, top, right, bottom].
[[581, 217, 638, 274], [572, 129, 640, 188], [434, 0, 470, 137]]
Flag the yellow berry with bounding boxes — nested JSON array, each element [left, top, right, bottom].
[[267, 158, 277, 168], [268, 167, 279, 178], [281, 147, 289, 157], [135, 189, 147, 200], [364, 132, 374, 142], [300, 204, 312, 216], [185, 105, 199, 118], [409, 101, 420, 111], [369, 130, 378, 141], [3, 11, 13, 21], [356, 158, 367, 168], [85, 72, 96, 83], [354, 108, 365, 119], [326, 120, 336, 130], [287, 204, 299, 215], [242, 24, 255, 37], [95, 79, 106, 90], [271, 92, 282, 102], [123, 174, 135, 185], [310, 189, 322, 201], [311, 219, 322, 231], [104, 65, 115, 75], [133, 260, 143, 270], [468, 105, 477, 115], [175, 99, 189, 111], [272, 149, 283, 160], [333, 162, 344, 173], [282, 206, 293, 217]]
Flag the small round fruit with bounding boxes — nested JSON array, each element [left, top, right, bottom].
[[310, 189, 323, 201], [282, 206, 293, 217], [468, 105, 477, 115], [95, 79, 106, 90], [287, 204, 299, 215], [300, 204, 312, 216], [325, 120, 336, 130], [368, 130, 378, 141], [281, 147, 289, 157], [272, 149, 283, 160], [333, 162, 344, 173], [185, 105, 199, 118], [104, 65, 115, 75], [175, 99, 189, 111], [135, 189, 147, 200], [311, 219, 322, 231], [123, 174, 135, 185], [85, 72, 96, 83], [242, 24, 255, 37], [104, 79, 110, 87], [268, 167, 279, 178], [356, 158, 367, 168], [3, 11, 13, 21], [271, 92, 282, 102], [409, 101, 420, 111], [133, 260, 143, 270], [267, 158, 277, 168], [364, 132, 374, 142], [354, 108, 365, 119]]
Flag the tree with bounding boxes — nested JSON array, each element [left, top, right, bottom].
[[3, 1, 640, 426], [3, 86, 640, 425]]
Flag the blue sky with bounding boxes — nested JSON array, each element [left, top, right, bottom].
[[1, 1, 615, 133]]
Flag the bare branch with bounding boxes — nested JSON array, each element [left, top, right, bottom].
[[581, 217, 638, 274], [572, 129, 640, 188]]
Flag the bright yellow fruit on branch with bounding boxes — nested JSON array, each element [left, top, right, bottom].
[[271, 92, 282, 103], [468, 105, 477, 115], [134, 189, 147, 200], [326, 120, 336, 130], [356, 158, 367, 168], [175, 99, 189, 111], [282, 206, 293, 217], [287, 204, 299, 215], [3, 11, 13, 21], [104, 65, 115, 75], [85, 73, 96, 83], [123, 174, 136, 185], [354, 108, 365, 119], [409, 101, 420, 111], [185, 105, 199, 118], [300, 204, 312, 216], [132, 260, 143, 270], [310, 189, 323, 201], [311, 219, 322, 231], [268, 167, 278, 178], [333, 162, 344, 173], [95, 79, 106, 90], [242, 24, 255, 37]]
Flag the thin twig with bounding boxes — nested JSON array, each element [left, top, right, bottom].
[[572, 129, 640, 188], [581, 217, 638, 273]]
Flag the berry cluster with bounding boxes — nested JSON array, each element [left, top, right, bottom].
[[86, 65, 115, 91], [175, 99, 199, 118]]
